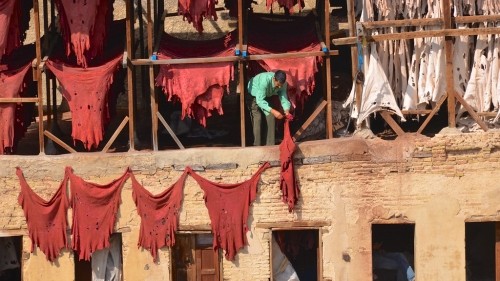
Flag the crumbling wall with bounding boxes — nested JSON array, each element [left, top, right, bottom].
[[1, 132, 499, 281]]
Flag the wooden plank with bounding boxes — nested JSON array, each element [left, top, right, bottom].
[[478, 112, 499, 117], [132, 56, 241, 65], [454, 14, 500, 24], [292, 100, 327, 140], [131, 51, 339, 66], [249, 51, 337, 60], [380, 111, 405, 136], [332, 27, 500, 45], [417, 94, 447, 134], [102, 116, 129, 153], [256, 221, 331, 228], [125, 0, 135, 151], [157, 112, 185, 149], [0, 98, 40, 103], [452, 90, 489, 131], [44, 130, 77, 153], [361, 18, 443, 29], [344, 15, 500, 30], [401, 109, 433, 114]]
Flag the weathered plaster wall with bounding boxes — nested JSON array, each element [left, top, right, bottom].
[[1, 131, 500, 281]]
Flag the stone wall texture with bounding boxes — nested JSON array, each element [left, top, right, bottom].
[[1, 131, 500, 281]]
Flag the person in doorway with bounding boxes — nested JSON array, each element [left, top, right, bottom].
[[372, 241, 415, 281], [247, 70, 292, 146]]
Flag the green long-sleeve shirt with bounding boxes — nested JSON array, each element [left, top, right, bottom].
[[247, 72, 291, 115]]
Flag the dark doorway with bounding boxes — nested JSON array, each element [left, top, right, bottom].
[[272, 229, 319, 281], [74, 233, 122, 281], [465, 222, 497, 281], [371, 224, 415, 281], [0, 236, 22, 281]]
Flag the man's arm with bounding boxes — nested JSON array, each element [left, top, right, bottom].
[[278, 83, 291, 116]]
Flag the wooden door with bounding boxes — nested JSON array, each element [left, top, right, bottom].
[[173, 234, 219, 281], [195, 246, 219, 281]]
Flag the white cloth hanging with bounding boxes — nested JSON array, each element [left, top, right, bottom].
[[91, 234, 122, 281]]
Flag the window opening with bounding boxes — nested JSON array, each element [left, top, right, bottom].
[[0, 236, 22, 281], [271, 229, 319, 281], [74, 233, 122, 281], [371, 223, 415, 281], [465, 222, 498, 281], [172, 233, 221, 281]]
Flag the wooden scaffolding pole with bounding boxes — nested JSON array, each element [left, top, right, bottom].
[[147, 0, 158, 151], [238, 0, 246, 147], [33, 0, 45, 154], [442, 0, 455, 128], [126, 0, 136, 151], [324, 0, 332, 138], [346, 0, 357, 79]]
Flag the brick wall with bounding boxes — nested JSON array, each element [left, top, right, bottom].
[[1, 132, 500, 281]]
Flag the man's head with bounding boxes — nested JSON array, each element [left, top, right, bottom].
[[273, 70, 286, 89]]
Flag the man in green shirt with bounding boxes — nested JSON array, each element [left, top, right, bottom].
[[246, 70, 292, 146]]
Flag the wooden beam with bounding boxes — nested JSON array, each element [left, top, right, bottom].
[[293, 100, 327, 140], [442, 0, 455, 128], [248, 50, 337, 60], [156, 112, 185, 149], [126, 0, 135, 151], [361, 18, 443, 29], [417, 94, 447, 134], [43, 130, 77, 153], [477, 112, 499, 117], [401, 109, 433, 114], [452, 90, 489, 131], [346, 0, 357, 79], [132, 56, 241, 65], [380, 111, 405, 136], [33, 0, 44, 155], [238, 0, 245, 147], [256, 221, 331, 228], [102, 116, 129, 153], [131, 51, 339, 66], [332, 27, 500, 45], [146, 0, 158, 151], [347, 15, 500, 30], [324, 0, 332, 139], [0, 98, 39, 103]]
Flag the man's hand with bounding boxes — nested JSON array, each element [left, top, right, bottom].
[[271, 109, 284, 120]]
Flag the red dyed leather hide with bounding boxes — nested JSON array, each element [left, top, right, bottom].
[[131, 169, 189, 262], [0, 63, 31, 154], [178, 0, 218, 33], [68, 167, 130, 261], [54, 0, 112, 67], [46, 54, 122, 150], [155, 32, 236, 127], [279, 120, 299, 212], [187, 162, 270, 260], [17, 167, 70, 262]]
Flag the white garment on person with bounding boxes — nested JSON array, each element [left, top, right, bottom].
[[272, 237, 300, 281], [0, 237, 19, 271], [91, 235, 121, 281]]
